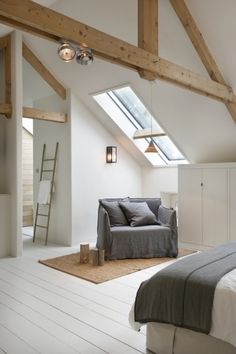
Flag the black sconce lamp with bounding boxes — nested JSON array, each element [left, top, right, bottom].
[[106, 146, 117, 163]]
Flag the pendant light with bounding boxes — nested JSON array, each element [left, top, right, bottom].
[[145, 82, 158, 153]]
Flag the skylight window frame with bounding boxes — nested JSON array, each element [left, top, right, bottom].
[[92, 83, 187, 166], [111, 86, 185, 163], [108, 91, 171, 165], [107, 91, 141, 130]]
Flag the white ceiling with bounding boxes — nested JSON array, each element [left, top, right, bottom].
[[3, 0, 236, 164]]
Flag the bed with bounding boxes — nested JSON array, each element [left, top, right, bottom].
[[129, 242, 236, 354]]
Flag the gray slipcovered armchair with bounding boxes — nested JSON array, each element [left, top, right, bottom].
[[96, 197, 178, 260]]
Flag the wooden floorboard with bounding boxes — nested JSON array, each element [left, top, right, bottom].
[[0, 236, 174, 353], [0, 323, 37, 354]]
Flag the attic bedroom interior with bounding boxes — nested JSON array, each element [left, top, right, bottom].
[[1, 0, 236, 353]]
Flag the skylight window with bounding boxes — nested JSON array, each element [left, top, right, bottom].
[[93, 85, 187, 166]]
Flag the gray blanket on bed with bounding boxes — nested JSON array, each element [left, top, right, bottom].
[[135, 242, 236, 333]]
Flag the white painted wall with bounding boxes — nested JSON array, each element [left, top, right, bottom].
[[0, 195, 10, 257], [142, 167, 178, 198], [0, 49, 10, 256], [32, 91, 142, 246], [70, 92, 142, 245], [2, 31, 23, 257], [33, 94, 71, 245], [0, 116, 5, 192], [23, 58, 54, 107], [0, 50, 5, 192]]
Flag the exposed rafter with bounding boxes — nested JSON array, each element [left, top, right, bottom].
[[138, 0, 158, 80], [170, 0, 236, 123], [0, 34, 8, 48], [0, 34, 11, 118], [4, 34, 11, 117], [23, 106, 67, 123], [0, 103, 11, 115], [22, 42, 67, 100], [133, 128, 166, 139], [0, 0, 235, 104]]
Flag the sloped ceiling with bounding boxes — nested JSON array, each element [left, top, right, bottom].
[[2, 0, 236, 164]]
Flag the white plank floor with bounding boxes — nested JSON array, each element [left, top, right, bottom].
[[0, 236, 177, 354]]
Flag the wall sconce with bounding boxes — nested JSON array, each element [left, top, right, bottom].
[[76, 45, 93, 65], [106, 146, 117, 163], [57, 40, 75, 62], [58, 40, 94, 65]]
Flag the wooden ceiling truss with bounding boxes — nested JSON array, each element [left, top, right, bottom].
[[0, 32, 67, 122], [170, 0, 236, 123], [22, 42, 66, 100], [0, 0, 235, 122], [22, 41, 67, 122]]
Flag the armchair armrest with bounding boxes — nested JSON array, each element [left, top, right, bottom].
[[158, 205, 176, 228], [158, 205, 178, 252], [96, 204, 112, 258]]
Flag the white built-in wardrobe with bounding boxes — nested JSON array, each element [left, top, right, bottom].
[[178, 163, 236, 249]]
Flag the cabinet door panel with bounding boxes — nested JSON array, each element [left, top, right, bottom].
[[178, 168, 202, 245], [230, 168, 236, 241], [202, 168, 228, 247]]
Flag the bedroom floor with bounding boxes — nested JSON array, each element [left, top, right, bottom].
[[0, 237, 177, 354]]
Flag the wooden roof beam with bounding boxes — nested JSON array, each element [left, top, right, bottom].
[[4, 34, 11, 117], [22, 42, 67, 100], [0, 33, 9, 48], [138, 0, 159, 80], [23, 106, 67, 123], [170, 0, 236, 123], [0, 0, 236, 104], [0, 34, 11, 118], [0, 103, 11, 116], [133, 128, 166, 139]]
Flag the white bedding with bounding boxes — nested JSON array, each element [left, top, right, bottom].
[[129, 266, 236, 348]]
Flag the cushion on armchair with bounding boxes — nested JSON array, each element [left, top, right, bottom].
[[100, 200, 128, 227], [119, 201, 159, 227]]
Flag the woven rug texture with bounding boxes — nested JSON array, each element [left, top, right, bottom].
[[39, 248, 196, 284]]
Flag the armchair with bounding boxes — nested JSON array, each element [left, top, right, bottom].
[[96, 197, 178, 260]]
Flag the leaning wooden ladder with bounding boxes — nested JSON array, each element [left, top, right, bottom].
[[33, 142, 59, 245]]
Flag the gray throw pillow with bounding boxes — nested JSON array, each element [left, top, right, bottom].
[[100, 201, 128, 226], [119, 202, 158, 227]]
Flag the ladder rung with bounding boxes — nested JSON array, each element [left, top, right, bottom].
[[42, 169, 54, 172], [38, 213, 48, 217], [36, 224, 48, 229], [43, 158, 56, 162]]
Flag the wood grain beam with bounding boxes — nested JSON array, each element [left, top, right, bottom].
[[0, 1, 236, 103], [0, 33, 9, 48], [23, 106, 67, 123], [138, 0, 158, 80], [22, 42, 66, 100], [0, 35, 11, 118], [170, 0, 236, 122], [133, 128, 166, 139], [4, 34, 11, 116], [0, 103, 11, 116]]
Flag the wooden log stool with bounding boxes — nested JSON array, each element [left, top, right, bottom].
[[91, 248, 99, 266], [98, 249, 105, 266], [80, 243, 90, 263], [91, 248, 105, 266]]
